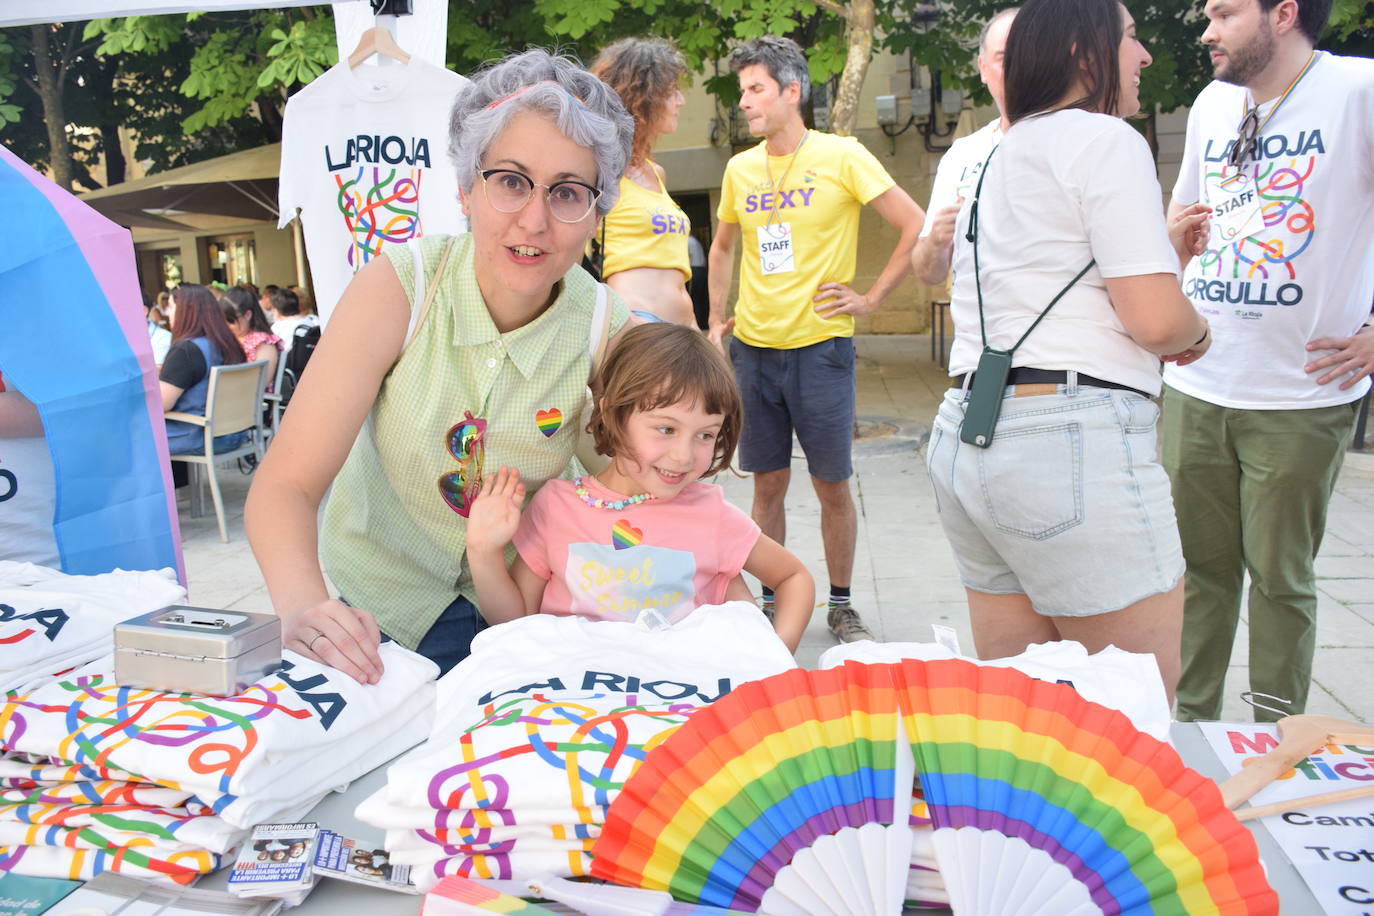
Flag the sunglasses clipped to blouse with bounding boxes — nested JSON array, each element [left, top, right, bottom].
[[438, 412, 486, 517]]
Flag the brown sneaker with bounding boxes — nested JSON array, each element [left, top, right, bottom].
[[827, 603, 873, 643]]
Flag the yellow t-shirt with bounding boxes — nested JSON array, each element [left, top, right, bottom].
[[599, 167, 692, 282], [717, 131, 895, 349]]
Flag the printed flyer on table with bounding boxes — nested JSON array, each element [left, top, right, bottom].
[[1200, 722, 1374, 915]]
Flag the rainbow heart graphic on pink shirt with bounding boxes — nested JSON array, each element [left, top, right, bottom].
[[612, 520, 643, 550], [535, 408, 562, 437]]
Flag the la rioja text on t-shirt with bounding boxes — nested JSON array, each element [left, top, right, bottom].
[[1188, 127, 1325, 318]]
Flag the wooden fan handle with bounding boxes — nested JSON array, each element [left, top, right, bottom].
[[1235, 784, 1374, 822]]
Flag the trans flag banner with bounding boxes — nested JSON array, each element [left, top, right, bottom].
[[0, 145, 182, 579]]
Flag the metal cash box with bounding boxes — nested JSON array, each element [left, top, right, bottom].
[[114, 606, 282, 697]]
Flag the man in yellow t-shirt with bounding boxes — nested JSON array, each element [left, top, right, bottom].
[[708, 36, 924, 644]]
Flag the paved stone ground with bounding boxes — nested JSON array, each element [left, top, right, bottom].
[[178, 334, 1374, 723]]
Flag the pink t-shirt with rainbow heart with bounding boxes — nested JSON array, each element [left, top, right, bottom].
[[513, 478, 760, 624]]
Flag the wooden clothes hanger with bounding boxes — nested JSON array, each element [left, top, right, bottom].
[[347, 24, 411, 68], [1217, 713, 1374, 820]]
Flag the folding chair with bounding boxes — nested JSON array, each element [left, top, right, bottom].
[[167, 358, 270, 543], [263, 352, 289, 445]]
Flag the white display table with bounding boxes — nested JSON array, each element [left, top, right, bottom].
[[189, 723, 1318, 914]]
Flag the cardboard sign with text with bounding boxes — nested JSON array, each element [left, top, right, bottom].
[[1200, 722, 1374, 915]]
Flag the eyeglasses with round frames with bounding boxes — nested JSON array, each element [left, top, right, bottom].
[[478, 168, 601, 223]]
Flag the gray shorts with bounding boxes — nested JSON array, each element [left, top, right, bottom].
[[730, 336, 855, 482], [925, 384, 1184, 616]]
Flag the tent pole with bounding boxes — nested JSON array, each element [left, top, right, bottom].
[[291, 218, 310, 293]]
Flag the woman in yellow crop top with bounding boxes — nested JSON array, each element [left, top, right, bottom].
[[589, 38, 695, 325]]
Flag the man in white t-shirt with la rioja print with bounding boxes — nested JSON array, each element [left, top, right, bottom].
[[1163, 0, 1374, 722]]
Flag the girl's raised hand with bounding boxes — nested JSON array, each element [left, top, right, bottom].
[[465, 466, 527, 555]]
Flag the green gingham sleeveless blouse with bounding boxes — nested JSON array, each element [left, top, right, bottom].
[[320, 234, 628, 650]]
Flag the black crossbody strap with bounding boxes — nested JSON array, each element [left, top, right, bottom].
[[967, 144, 1095, 355]]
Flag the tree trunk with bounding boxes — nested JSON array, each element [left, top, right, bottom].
[[30, 25, 72, 191], [257, 94, 285, 143], [828, 0, 875, 137], [1142, 109, 1159, 165], [100, 123, 126, 186], [96, 56, 124, 187]]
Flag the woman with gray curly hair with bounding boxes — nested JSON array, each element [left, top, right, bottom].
[[588, 37, 694, 325], [246, 49, 636, 682]]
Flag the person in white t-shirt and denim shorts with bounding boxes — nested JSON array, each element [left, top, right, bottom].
[[926, 0, 1214, 703], [1163, 0, 1374, 722]]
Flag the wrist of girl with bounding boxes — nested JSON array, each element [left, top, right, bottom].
[[468, 543, 503, 559], [1192, 326, 1209, 347]]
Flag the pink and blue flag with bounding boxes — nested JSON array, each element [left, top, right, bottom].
[[0, 145, 182, 579]]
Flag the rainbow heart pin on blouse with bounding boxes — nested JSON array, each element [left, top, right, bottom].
[[612, 519, 643, 550], [536, 408, 563, 437]]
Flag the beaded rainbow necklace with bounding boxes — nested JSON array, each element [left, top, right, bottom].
[[573, 476, 655, 510]]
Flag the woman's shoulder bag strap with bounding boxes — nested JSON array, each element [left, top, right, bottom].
[[402, 237, 459, 352], [588, 281, 613, 380]]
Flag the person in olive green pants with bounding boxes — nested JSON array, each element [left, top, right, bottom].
[[1161, 0, 1374, 722], [1161, 390, 1357, 721]]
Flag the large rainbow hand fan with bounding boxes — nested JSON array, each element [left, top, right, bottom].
[[590, 659, 1279, 915], [590, 664, 915, 914]]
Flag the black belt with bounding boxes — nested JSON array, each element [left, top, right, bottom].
[[955, 367, 1152, 400]]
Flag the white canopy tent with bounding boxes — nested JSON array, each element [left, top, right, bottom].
[[0, 1, 359, 28], [4, 0, 449, 85]]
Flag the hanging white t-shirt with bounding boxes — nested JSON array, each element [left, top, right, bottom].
[[919, 118, 1002, 238], [948, 109, 1179, 396], [332, 0, 449, 71], [278, 59, 470, 325], [1166, 52, 1374, 409]]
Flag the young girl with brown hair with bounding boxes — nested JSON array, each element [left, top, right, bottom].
[[467, 323, 813, 650]]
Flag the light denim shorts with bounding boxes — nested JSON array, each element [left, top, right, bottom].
[[925, 380, 1184, 616]]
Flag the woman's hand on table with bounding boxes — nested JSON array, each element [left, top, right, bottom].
[[466, 467, 527, 557], [285, 599, 384, 685]]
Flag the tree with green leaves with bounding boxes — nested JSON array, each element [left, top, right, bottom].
[[0, 8, 333, 188], [3, 0, 1368, 188], [889, 0, 1372, 134]]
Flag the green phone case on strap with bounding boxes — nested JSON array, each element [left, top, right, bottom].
[[960, 348, 1012, 447]]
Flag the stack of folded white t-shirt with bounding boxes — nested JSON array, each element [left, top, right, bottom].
[[0, 642, 437, 883], [817, 639, 1172, 739], [820, 639, 1173, 909], [357, 603, 798, 892], [0, 562, 185, 693]]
